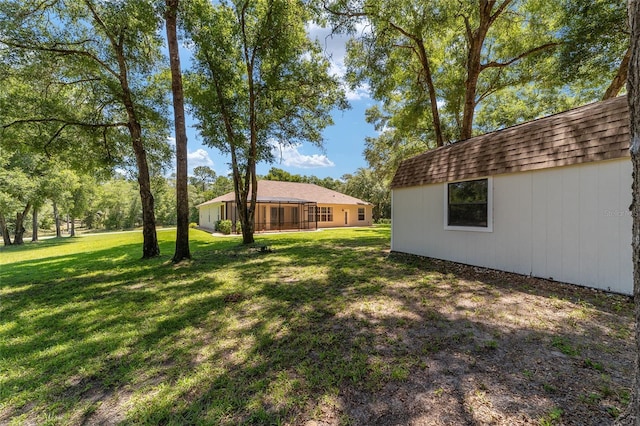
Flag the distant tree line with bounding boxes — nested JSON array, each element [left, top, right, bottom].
[[0, 165, 390, 242]]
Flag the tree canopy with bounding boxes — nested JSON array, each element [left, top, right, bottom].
[[185, 0, 347, 244], [0, 0, 172, 255]]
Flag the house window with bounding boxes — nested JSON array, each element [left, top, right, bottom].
[[292, 207, 299, 225], [317, 207, 333, 222], [445, 178, 492, 230], [308, 206, 316, 223], [358, 207, 365, 221]]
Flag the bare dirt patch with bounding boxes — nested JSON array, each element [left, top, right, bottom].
[[316, 253, 634, 425]]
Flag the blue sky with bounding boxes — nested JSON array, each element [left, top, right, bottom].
[[177, 24, 378, 180]]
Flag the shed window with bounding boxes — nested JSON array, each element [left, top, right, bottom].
[[447, 179, 488, 227], [358, 208, 365, 221]]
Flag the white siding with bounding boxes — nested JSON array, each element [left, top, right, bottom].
[[391, 159, 633, 295]]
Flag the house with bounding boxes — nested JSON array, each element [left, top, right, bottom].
[[391, 96, 633, 295], [197, 180, 373, 232]]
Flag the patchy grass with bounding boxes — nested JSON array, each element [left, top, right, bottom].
[[0, 225, 634, 425]]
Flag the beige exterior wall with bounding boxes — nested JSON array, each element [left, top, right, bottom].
[[316, 204, 373, 228], [391, 159, 633, 295], [198, 202, 224, 230]]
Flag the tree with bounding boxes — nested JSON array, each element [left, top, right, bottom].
[[329, 0, 562, 144], [40, 165, 79, 238], [185, 0, 347, 244], [558, 0, 629, 100], [0, 0, 171, 258], [0, 155, 38, 245], [97, 177, 141, 230], [165, 0, 191, 262], [191, 166, 217, 191], [622, 1, 640, 423], [67, 175, 97, 237], [341, 168, 390, 220], [262, 167, 343, 190]]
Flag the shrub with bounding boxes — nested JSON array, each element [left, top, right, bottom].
[[217, 220, 232, 235], [189, 222, 198, 229]]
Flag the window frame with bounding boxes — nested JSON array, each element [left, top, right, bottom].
[[357, 207, 365, 221], [443, 177, 493, 232], [316, 206, 333, 222]]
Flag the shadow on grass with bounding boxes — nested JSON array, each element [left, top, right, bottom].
[[0, 235, 78, 253], [1, 226, 634, 425]]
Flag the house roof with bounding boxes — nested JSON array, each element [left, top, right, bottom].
[[197, 180, 372, 208], [391, 96, 630, 189]]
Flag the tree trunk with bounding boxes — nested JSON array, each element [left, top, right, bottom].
[[416, 38, 444, 147], [239, 11, 257, 246], [53, 201, 61, 238], [131, 126, 160, 258], [460, 4, 492, 141], [166, 0, 191, 263], [70, 216, 75, 237], [32, 207, 38, 242], [0, 212, 12, 246], [604, 47, 630, 100], [620, 2, 640, 425], [14, 202, 31, 245], [115, 50, 160, 259]]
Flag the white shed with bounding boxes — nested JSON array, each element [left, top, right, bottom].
[[391, 96, 633, 295]]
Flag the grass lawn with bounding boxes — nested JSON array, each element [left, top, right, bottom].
[[0, 225, 634, 425]]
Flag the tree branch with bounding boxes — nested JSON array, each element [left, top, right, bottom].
[[0, 39, 120, 79], [387, 21, 418, 43], [488, 0, 515, 26], [43, 124, 68, 157], [3, 117, 128, 129], [480, 42, 559, 70]]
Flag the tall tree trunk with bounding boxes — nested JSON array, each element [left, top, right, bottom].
[[416, 39, 444, 147], [14, 202, 31, 245], [166, 0, 191, 262], [32, 207, 38, 242], [53, 201, 62, 238], [70, 216, 75, 237], [604, 47, 631, 100], [387, 21, 444, 147], [131, 126, 160, 258], [115, 54, 160, 258], [239, 10, 257, 246], [621, 1, 640, 424], [0, 212, 12, 246]]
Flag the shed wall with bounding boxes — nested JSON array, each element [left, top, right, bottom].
[[391, 159, 633, 294]]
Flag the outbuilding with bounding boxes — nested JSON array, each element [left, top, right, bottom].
[[391, 96, 632, 295]]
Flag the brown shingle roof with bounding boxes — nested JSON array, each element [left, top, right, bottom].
[[197, 180, 371, 207], [391, 96, 630, 188]]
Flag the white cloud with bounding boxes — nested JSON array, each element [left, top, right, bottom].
[[306, 23, 371, 101], [271, 143, 335, 169], [187, 148, 215, 168], [345, 83, 371, 101]]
